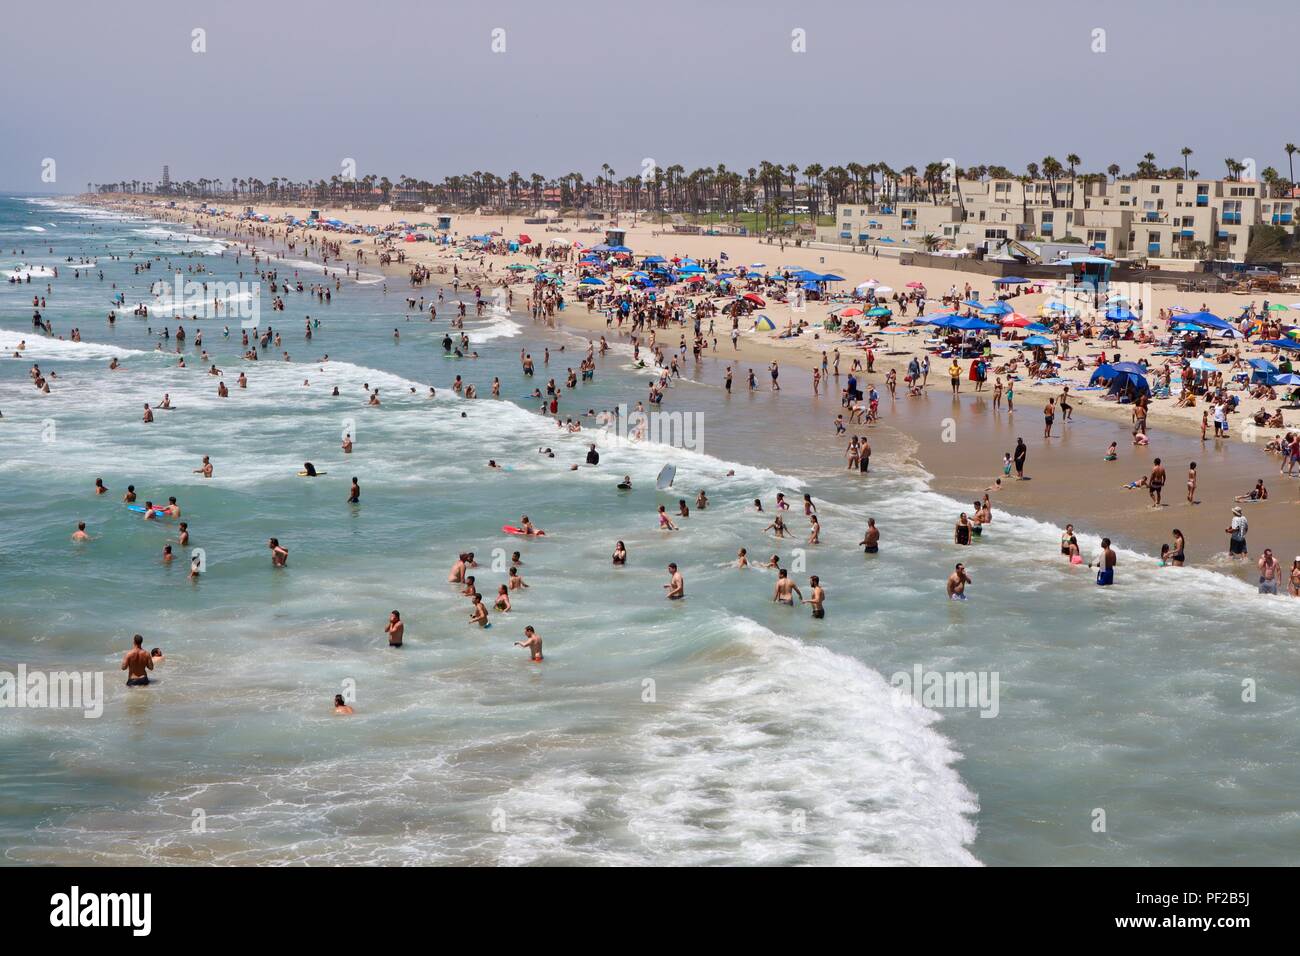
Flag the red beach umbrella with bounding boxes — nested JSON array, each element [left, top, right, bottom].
[[744, 293, 766, 306]]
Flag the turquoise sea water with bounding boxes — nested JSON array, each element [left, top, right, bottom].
[[1, 196, 1297, 866]]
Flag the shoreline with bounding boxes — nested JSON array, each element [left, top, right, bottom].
[[86, 195, 1300, 578]]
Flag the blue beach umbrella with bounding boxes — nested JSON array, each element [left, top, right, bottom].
[[1023, 335, 1054, 347], [580, 277, 605, 285], [1105, 308, 1137, 321]]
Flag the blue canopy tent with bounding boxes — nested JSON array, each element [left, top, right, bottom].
[[643, 255, 666, 264], [947, 316, 1000, 331], [1246, 358, 1278, 384], [1260, 338, 1300, 352], [1181, 311, 1233, 333], [981, 301, 1014, 315], [1104, 308, 1138, 322], [1090, 361, 1150, 400]]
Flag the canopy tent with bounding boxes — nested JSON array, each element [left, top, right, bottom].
[[1089, 362, 1150, 398], [981, 301, 1014, 315], [1104, 308, 1138, 322], [1259, 338, 1300, 352], [754, 315, 776, 331], [1180, 311, 1233, 332], [1187, 357, 1219, 373]]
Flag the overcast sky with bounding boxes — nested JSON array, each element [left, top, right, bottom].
[[3, 0, 1297, 191]]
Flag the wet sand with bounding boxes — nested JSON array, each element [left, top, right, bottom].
[[114, 199, 1300, 581]]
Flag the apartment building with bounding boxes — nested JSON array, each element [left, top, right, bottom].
[[820, 177, 1294, 261]]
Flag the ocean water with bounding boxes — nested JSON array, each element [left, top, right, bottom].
[[1, 196, 1297, 866]]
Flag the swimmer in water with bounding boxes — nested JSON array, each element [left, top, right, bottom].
[[386, 610, 404, 647], [859, 518, 880, 554], [334, 694, 354, 715], [469, 593, 490, 628], [268, 537, 289, 566], [736, 547, 749, 567], [515, 625, 543, 662], [121, 634, 153, 686], [947, 563, 972, 600], [664, 563, 684, 599], [808, 575, 826, 619], [657, 505, 678, 531], [72, 521, 89, 542], [617, 475, 632, 490], [612, 541, 627, 565], [772, 568, 802, 605], [193, 455, 213, 478]]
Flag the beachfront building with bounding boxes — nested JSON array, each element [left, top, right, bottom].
[[820, 176, 1294, 261]]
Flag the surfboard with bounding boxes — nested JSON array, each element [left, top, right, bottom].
[[502, 525, 545, 537], [656, 464, 676, 490], [297, 471, 327, 477], [127, 505, 170, 516]]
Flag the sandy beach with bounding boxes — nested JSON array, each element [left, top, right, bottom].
[[104, 196, 1300, 570]]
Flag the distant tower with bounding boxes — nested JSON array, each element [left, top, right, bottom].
[[162, 165, 171, 191]]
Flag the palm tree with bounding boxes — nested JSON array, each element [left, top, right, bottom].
[[1180, 146, 1193, 179], [1285, 143, 1297, 186], [1107, 163, 1121, 183]]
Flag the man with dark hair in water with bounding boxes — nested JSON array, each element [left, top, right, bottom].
[[121, 634, 153, 686]]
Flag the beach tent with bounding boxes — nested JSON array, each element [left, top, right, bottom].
[[643, 255, 666, 264], [947, 315, 1000, 331], [1180, 311, 1232, 332], [1247, 358, 1278, 384], [754, 315, 777, 331], [1090, 361, 1150, 399], [1260, 338, 1300, 352]]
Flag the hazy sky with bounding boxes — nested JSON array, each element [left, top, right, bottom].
[[3, 0, 1297, 191]]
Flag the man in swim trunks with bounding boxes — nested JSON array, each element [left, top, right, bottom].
[[772, 568, 802, 605], [193, 455, 213, 478], [384, 610, 404, 647], [515, 625, 543, 662], [664, 563, 684, 599], [808, 575, 825, 618], [348, 478, 360, 504], [121, 634, 153, 686], [1148, 458, 1166, 507], [947, 563, 971, 599], [860, 518, 880, 553], [1258, 549, 1280, 594], [1091, 537, 1117, 586]]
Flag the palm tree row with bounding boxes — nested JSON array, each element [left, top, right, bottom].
[[92, 147, 1298, 226]]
